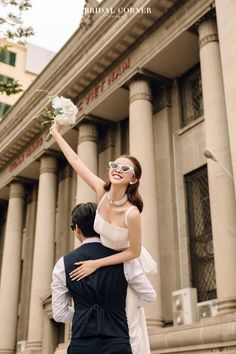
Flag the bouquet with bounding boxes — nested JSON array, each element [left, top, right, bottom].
[[40, 95, 78, 142]]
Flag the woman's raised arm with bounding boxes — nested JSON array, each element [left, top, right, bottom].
[[50, 123, 105, 197], [70, 207, 142, 280]]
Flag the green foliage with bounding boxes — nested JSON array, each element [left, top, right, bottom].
[[41, 107, 55, 121], [0, 0, 34, 40], [0, 76, 23, 95], [0, 0, 34, 95]]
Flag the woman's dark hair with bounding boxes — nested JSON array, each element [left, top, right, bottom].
[[104, 155, 143, 213], [71, 202, 99, 237]]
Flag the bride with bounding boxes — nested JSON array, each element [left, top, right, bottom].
[[50, 122, 157, 354]]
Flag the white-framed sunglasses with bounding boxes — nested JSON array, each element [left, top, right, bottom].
[[109, 161, 135, 175]]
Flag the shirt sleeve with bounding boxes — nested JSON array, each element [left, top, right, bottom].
[[124, 259, 156, 307], [51, 257, 74, 323]]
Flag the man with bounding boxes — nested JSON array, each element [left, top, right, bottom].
[[51, 202, 156, 354]]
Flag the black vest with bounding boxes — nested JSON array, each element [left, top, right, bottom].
[[64, 242, 129, 341]]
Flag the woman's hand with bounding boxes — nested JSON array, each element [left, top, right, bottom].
[[69, 260, 98, 281], [50, 122, 62, 137]]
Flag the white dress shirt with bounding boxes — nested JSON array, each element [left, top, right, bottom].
[[51, 237, 156, 323]]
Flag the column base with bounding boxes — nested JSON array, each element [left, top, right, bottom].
[[217, 299, 236, 315], [0, 349, 15, 354], [149, 313, 236, 353], [147, 318, 164, 331], [19, 341, 42, 354]]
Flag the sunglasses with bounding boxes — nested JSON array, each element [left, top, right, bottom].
[[109, 161, 135, 175], [70, 223, 76, 231]]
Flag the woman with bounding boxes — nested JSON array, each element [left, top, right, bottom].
[[50, 122, 157, 354]]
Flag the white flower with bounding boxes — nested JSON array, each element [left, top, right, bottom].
[[54, 113, 76, 125], [52, 96, 78, 125], [39, 95, 79, 142]]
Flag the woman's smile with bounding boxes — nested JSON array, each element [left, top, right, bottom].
[[112, 172, 123, 180]]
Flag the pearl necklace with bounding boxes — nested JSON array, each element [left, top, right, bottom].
[[107, 191, 128, 206]]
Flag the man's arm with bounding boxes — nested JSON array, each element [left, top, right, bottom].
[[51, 257, 74, 323], [124, 259, 156, 307]]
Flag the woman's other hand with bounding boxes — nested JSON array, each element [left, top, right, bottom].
[[69, 260, 98, 281]]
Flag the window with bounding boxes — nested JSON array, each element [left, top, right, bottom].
[[0, 74, 14, 84], [185, 166, 216, 302], [0, 74, 22, 96], [180, 64, 203, 127], [0, 49, 16, 66], [0, 101, 11, 118]]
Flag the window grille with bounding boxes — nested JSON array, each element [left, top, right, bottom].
[[180, 64, 203, 127], [0, 49, 16, 66], [185, 166, 216, 302]]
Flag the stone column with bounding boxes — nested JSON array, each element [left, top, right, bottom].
[[76, 121, 98, 203], [17, 185, 38, 342], [199, 18, 236, 314], [26, 156, 57, 353], [42, 295, 57, 354], [129, 79, 163, 327], [0, 182, 25, 354], [215, 0, 236, 194], [74, 122, 98, 248], [55, 163, 73, 260], [153, 86, 180, 321]]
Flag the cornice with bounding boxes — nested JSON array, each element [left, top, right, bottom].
[[0, 0, 155, 153], [0, 0, 135, 134], [0, 0, 214, 174]]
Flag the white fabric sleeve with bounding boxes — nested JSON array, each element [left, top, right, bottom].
[[124, 259, 156, 307], [51, 257, 74, 323]]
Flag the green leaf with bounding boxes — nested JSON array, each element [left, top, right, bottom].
[[0, 78, 23, 95]]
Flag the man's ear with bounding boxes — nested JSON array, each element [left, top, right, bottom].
[[75, 226, 81, 236]]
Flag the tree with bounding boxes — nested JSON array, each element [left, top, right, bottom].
[[0, 0, 34, 95]]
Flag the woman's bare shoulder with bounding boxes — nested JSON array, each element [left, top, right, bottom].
[[125, 204, 140, 219]]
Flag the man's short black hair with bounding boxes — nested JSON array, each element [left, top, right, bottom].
[[71, 202, 99, 238]]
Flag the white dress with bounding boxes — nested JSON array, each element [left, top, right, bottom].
[[94, 193, 157, 354]]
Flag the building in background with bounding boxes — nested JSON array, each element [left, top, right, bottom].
[[0, 39, 55, 120], [0, 0, 236, 353]]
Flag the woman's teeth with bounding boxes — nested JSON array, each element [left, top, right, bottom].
[[113, 174, 122, 179]]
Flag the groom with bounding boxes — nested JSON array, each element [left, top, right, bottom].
[[51, 202, 156, 354]]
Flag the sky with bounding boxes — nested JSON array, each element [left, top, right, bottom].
[[22, 0, 86, 53]]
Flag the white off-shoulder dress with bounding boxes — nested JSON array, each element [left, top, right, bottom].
[[94, 193, 157, 354]]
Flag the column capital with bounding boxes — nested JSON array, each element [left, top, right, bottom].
[[129, 79, 152, 104], [40, 155, 57, 175], [9, 181, 25, 199], [198, 17, 218, 49], [78, 121, 98, 145]]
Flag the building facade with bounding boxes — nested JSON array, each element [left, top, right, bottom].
[[0, 0, 236, 353], [0, 40, 55, 120]]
